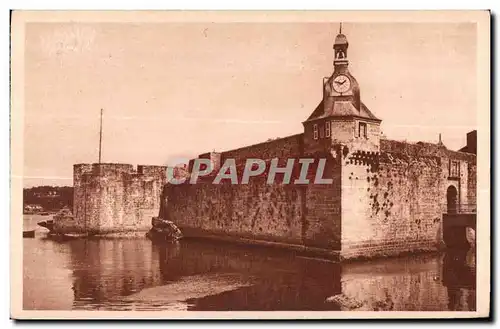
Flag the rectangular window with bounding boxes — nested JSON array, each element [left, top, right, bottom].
[[319, 125, 325, 138], [359, 122, 367, 138], [325, 121, 331, 137], [449, 160, 460, 178], [313, 124, 318, 140]]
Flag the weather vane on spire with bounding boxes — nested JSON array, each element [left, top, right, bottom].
[[339, 22, 342, 34]]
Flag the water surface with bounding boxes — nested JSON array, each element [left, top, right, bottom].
[[23, 215, 476, 311]]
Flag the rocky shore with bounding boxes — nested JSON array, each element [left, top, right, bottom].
[[146, 217, 183, 242]]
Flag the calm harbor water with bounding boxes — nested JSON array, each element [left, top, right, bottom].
[[23, 215, 476, 311]]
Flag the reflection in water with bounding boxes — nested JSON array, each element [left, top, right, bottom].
[[338, 249, 475, 311], [23, 217, 476, 311], [442, 249, 476, 311], [69, 239, 163, 308]]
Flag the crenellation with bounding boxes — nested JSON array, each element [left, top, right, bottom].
[[71, 163, 167, 235]]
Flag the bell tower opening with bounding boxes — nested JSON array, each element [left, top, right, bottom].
[[333, 23, 349, 68]]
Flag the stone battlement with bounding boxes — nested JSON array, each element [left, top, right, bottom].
[[70, 163, 168, 235], [74, 163, 167, 179]]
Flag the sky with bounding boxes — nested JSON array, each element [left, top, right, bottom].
[[23, 22, 477, 187]]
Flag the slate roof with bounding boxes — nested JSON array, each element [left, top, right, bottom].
[[305, 100, 381, 122]]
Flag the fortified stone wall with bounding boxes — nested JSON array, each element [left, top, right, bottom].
[[340, 149, 443, 258], [162, 134, 475, 259], [164, 179, 342, 255], [340, 139, 477, 259], [467, 162, 477, 207], [71, 163, 167, 234], [163, 134, 342, 256], [67, 163, 94, 233], [166, 180, 305, 245], [190, 134, 304, 172], [221, 134, 304, 167]]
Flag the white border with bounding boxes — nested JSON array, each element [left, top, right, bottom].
[[4, 3, 496, 326]]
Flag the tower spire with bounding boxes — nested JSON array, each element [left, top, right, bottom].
[[333, 24, 349, 64]]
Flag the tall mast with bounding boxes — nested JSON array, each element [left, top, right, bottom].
[[98, 108, 103, 163]]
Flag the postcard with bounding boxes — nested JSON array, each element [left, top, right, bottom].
[[10, 10, 490, 319]]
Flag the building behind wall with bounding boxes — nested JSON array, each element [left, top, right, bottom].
[[161, 30, 477, 260], [459, 130, 477, 155]]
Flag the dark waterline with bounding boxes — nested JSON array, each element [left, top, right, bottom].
[[23, 215, 476, 311]]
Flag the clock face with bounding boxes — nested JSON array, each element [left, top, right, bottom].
[[332, 74, 351, 93]]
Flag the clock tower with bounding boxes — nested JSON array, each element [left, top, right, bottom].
[[303, 25, 382, 154], [325, 25, 361, 114]]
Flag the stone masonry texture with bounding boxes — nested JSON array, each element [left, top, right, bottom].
[[69, 163, 167, 235], [161, 132, 476, 260]]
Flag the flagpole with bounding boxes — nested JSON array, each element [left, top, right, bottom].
[[98, 108, 103, 164]]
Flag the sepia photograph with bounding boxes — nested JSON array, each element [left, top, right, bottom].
[[10, 10, 490, 319]]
